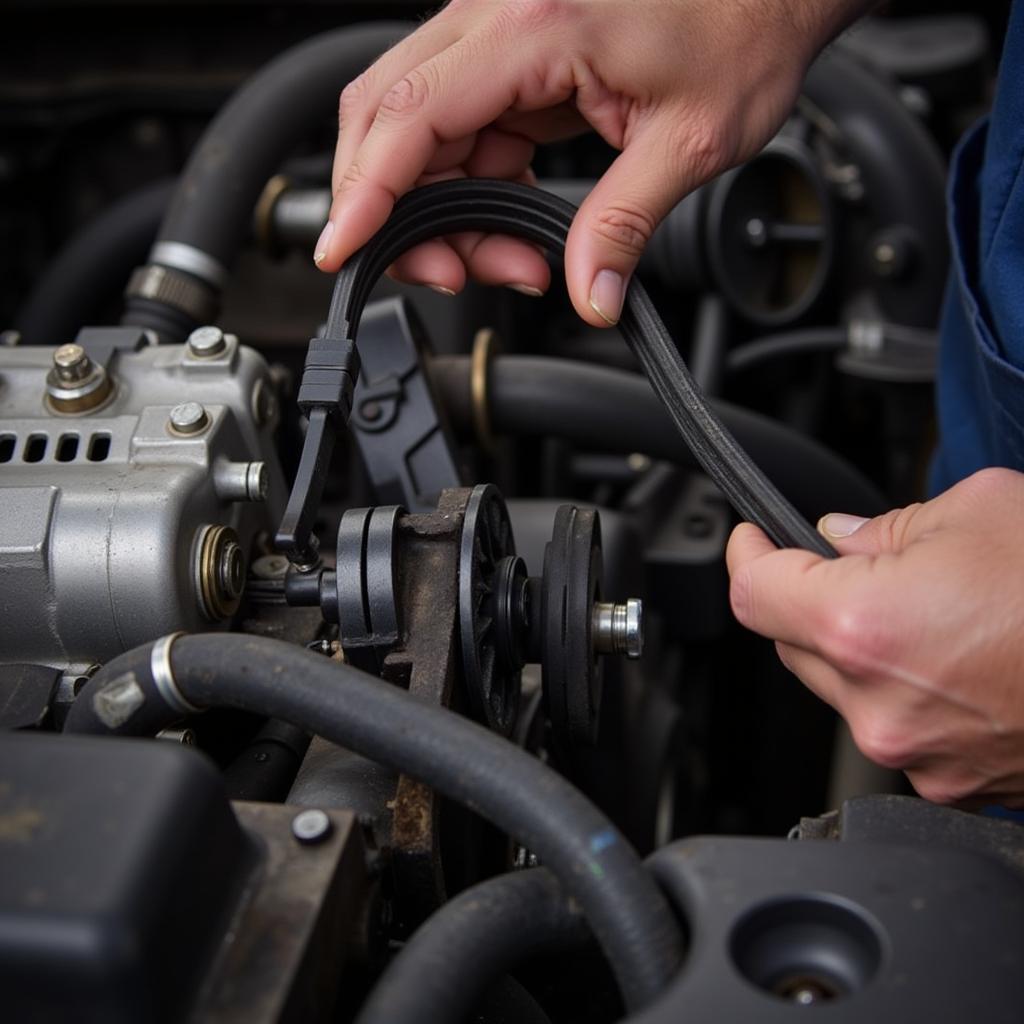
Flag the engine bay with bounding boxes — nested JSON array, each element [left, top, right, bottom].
[[2, 3, 1023, 1022]]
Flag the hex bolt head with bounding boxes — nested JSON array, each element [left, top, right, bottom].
[[53, 343, 93, 383], [292, 808, 333, 845], [169, 401, 209, 435], [187, 325, 227, 358]]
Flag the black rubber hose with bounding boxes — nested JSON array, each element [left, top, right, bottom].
[[15, 178, 174, 346], [356, 868, 590, 1024], [727, 328, 847, 374], [429, 355, 889, 520], [63, 634, 683, 1010], [151, 24, 408, 270], [727, 325, 937, 374], [321, 179, 836, 557]]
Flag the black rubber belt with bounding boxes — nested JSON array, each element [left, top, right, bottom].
[[320, 179, 836, 557]]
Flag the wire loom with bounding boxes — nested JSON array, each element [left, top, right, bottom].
[[282, 178, 837, 560]]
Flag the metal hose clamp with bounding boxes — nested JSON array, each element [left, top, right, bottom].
[[150, 632, 201, 716]]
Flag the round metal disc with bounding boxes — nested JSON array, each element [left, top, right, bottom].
[[458, 484, 520, 735]]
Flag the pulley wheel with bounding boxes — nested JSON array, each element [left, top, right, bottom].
[[459, 484, 521, 735], [541, 506, 603, 746]]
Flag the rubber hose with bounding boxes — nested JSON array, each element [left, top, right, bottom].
[[727, 325, 939, 374], [428, 355, 888, 520], [124, 23, 409, 337], [321, 179, 837, 557], [727, 328, 848, 374], [476, 976, 554, 1024], [356, 868, 590, 1024], [63, 634, 683, 1010], [15, 178, 174, 346], [152, 23, 407, 268]]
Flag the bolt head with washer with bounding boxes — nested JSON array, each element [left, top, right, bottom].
[[292, 808, 333, 845], [187, 325, 227, 358], [169, 401, 209, 435]]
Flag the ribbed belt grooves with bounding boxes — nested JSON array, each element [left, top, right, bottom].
[[324, 179, 836, 558]]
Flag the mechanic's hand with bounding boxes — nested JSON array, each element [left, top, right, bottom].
[[726, 468, 1024, 808], [315, 0, 867, 326]]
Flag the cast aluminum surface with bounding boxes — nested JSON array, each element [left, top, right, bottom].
[[0, 332, 285, 669]]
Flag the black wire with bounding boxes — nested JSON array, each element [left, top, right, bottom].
[[324, 179, 836, 558]]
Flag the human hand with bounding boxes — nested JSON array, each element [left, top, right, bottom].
[[726, 468, 1024, 808], [316, 0, 868, 326]]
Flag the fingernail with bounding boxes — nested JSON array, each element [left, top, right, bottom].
[[818, 513, 869, 538], [428, 284, 456, 296], [508, 283, 544, 298], [313, 221, 334, 265], [589, 269, 624, 325]]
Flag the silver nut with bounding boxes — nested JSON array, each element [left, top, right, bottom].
[[246, 461, 268, 501], [620, 598, 643, 659], [53, 343, 93, 383], [187, 325, 227, 358], [292, 808, 333, 845], [592, 599, 644, 660], [169, 401, 208, 435]]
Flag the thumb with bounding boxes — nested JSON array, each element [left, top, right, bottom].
[[817, 502, 931, 557], [564, 124, 713, 327]]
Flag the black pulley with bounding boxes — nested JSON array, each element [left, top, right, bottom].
[[541, 507, 604, 747], [458, 484, 521, 736]]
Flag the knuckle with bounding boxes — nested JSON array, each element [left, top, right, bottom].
[[335, 160, 368, 196], [338, 73, 371, 127], [851, 714, 913, 770], [966, 465, 1017, 496], [728, 566, 756, 626], [817, 599, 896, 678], [912, 774, 971, 806], [591, 202, 657, 259], [379, 67, 433, 121], [675, 117, 730, 181], [504, 0, 566, 33]]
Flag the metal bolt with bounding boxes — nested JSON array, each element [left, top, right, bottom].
[[53, 343, 93, 384], [214, 460, 268, 502], [187, 325, 227, 358], [292, 808, 333, 845], [592, 598, 644, 659], [169, 401, 209, 435], [157, 727, 196, 746]]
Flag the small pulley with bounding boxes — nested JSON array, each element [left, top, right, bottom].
[[465, 495, 644, 747]]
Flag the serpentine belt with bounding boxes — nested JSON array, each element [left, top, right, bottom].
[[279, 178, 837, 561]]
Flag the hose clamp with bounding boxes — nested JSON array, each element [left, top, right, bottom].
[[125, 264, 218, 324], [150, 632, 201, 716], [150, 241, 229, 290]]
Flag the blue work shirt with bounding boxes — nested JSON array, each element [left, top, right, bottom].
[[932, 1, 1024, 492]]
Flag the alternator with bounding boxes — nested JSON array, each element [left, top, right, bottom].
[[0, 325, 285, 670]]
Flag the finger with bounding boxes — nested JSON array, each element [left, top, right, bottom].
[[564, 119, 722, 327], [817, 503, 930, 557], [387, 239, 467, 294], [463, 127, 535, 179], [726, 521, 851, 652], [320, 33, 572, 272], [333, 17, 462, 195], [449, 232, 551, 294]]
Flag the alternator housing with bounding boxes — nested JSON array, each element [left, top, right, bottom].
[[0, 328, 284, 669]]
